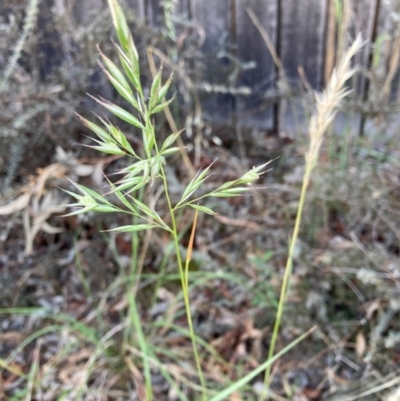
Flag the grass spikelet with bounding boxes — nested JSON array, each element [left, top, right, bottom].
[[307, 35, 364, 169]]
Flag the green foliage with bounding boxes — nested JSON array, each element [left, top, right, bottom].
[[65, 4, 271, 231], [63, 1, 276, 399]]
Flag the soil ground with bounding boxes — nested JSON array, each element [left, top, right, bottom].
[[1, 117, 400, 400]]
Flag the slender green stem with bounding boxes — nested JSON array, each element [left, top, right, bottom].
[[262, 164, 312, 396], [127, 291, 153, 401], [125, 192, 153, 401], [147, 109, 206, 396], [149, 209, 188, 308], [131, 220, 139, 276], [160, 171, 207, 400], [146, 110, 207, 401]]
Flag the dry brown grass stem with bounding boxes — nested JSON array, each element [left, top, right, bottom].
[[246, 7, 283, 74], [383, 35, 400, 96], [325, 0, 337, 84]]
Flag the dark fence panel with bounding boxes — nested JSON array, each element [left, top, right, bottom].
[[236, 0, 277, 130], [191, 0, 236, 123], [2, 0, 399, 135]]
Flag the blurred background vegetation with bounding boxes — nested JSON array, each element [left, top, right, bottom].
[[1, 0, 400, 400]]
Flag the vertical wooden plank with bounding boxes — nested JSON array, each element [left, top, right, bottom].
[[361, 0, 400, 135], [350, 0, 379, 96], [192, 0, 232, 53], [374, 0, 400, 101], [324, 0, 376, 137], [279, 0, 327, 134], [280, 0, 327, 90], [176, 0, 191, 16], [235, 0, 277, 129], [191, 0, 235, 123], [346, 0, 379, 135]]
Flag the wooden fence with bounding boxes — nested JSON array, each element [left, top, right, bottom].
[[122, 0, 400, 134], [5, 0, 400, 134]]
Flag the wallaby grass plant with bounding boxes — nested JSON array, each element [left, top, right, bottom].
[[63, 0, 301, 399]]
